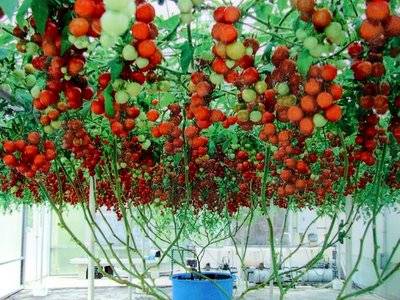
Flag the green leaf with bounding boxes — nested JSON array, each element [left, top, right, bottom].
[[262, 42, 275, 60], [1, 0, 18, 20], [156, 15, 180, 31], [0, 48, 9, 60], [61, 27, 72, 55], [159, 93, 175, 107], [110, 59, 123, 80], [179, 41, 193, 74], [208, 140, 216, 156], [103, 85, 115, 117], [0, 29, 14, 45], [255, 2, 272, 20], [277, 0, 288, 11], [297, 49, 313, 76], [16, 0, 32, 27], [31, 0, 48, 35]]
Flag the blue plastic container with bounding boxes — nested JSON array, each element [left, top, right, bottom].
[[171, 272, 234, 300]]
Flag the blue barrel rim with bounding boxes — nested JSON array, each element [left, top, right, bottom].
[[171, 272, 234, 283]]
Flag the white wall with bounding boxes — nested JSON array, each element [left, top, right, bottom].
[[344, 206, 400, 300]]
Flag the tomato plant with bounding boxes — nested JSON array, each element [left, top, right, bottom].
[[0, 0, 400, 299]]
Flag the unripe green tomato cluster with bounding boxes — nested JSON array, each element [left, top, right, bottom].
[[100, 0, 136, 48], [109, 80, 144, 104], [296, 22, 345, 58], [177, 0, 204, 24]]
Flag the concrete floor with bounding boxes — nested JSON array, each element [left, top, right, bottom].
[[9, 286, 385, 300]]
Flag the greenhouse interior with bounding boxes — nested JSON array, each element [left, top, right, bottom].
[[0, 0, 400, 299]]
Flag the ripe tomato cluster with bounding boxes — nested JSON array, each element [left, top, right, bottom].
[[359, 0, 400, 45], [128, 1, 163, 70], [270, 132, 348, 205], [349, 1, 399, 165], [17, 18, 95, 133], [298, 64, 342, 134], [62, 120, 102, 175], [151, 104, 184, 155], [389, 95, 400, 143], [354, 114, 387, 165], [121, 136, 155, 169], [211, 6, 260, 85], [44, 172, 84, 206], [69, 0, 104, 37], [2, 132, 56, 178], [91, 73, 142, 137], [259, 46, 342, 143], [185, 72, 224, 160]]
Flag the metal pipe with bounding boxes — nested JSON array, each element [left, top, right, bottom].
[[87, 176, 96, 300]]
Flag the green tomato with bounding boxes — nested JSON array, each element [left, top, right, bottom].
[[115, 90, 130, 104], [180, 13, 194, 25], [192, 0, 204, 6], [228, 153, 235, 160], [136, 120, 145, 129], [242, 89, 257, 102], [303, 36, 318, 50], [44, 126, 54, 134], [313, 114, 327, 128], [246, 47, 253, 56], [126, 82, 142, 97], [158, 81, 170, 92], [122, 44, 138, 61], [100, 33, 117, 48], [237, 110, 249, 122], [250, 110, 262, 123], [101, 11, 129, 37], [68, 35, 77, 44], [112, 79, 124, 90], [177, 0, 193, 13], [104, 0, 130, 11], [278, 95, 296, 106], [139, 111, 147, 121], [25, 42, 39, 55], [142, 139, 151, 150], [123, 2, 136, 17], [255, 81, 268, 94], [31, 85, 41, 98], [330, 31, 345, 45], [138, 135, 146, 142], [136, 57, 149, 69], [225, 60, 235, 69], [24, 64, 36, 74], [295, 28, 307, 41], [226, 41, 246, 60], [25, 74, 37, 88], [13, 69, 25, 79], [309, 44, 324, 58], [325, 22, 342, 39], [210, 72, 224, 85], [74, 36, 89, 49], [51, 120, 62, 130], [276, 82, 290, 96]]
